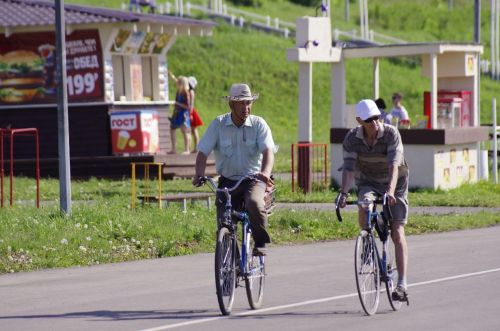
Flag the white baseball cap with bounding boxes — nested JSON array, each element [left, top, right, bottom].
[[356, 99, 381, 120], [188, 76, 197, 89]]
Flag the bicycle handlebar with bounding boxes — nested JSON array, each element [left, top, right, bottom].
[[198, 175, 260, 197], [335, 193, 392, 223]]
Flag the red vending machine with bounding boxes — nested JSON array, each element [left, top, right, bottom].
[[423, 90, 472, 129], [110, 111, 159, 155]]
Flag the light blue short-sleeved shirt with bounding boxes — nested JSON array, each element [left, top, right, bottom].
[[197, 113, 275, 179]]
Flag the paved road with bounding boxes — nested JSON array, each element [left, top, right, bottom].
[[1, 226, 500, 331]]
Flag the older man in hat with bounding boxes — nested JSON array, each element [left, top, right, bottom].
[[337, 99, 410, 302], [193, 83, 275, 256]]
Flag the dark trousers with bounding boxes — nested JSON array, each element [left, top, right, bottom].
[[216, 177, 271, 244]]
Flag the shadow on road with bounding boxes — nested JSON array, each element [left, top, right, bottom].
[[0, 309, 220, 321]]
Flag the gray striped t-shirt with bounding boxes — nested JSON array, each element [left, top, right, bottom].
[[342, 124, 409, 187]]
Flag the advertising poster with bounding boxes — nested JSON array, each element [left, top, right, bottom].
[[0, 30, 103, 105], [124, 31, 145, 54], [110, 111, 159, 155], [110, 30, 171, 54], [111, 29, 131, 53]]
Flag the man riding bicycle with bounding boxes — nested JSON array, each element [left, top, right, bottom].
[[337, 99, 409, 301], [192, 83, 275, 256]]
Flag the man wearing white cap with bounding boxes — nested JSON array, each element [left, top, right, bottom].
[[337, 99, 410, 302], [193, 83, 275, 256]]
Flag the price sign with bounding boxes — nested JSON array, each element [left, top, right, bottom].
[[67, 73, 99, 96], [66, 31, 104, 101]]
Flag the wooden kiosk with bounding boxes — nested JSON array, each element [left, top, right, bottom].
[[288, 16, 489, 190], [0, 0, 215, 178]]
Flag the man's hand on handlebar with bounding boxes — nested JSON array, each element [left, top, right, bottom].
[[192, 176, 205, 187], [336, 192, 349, 208]]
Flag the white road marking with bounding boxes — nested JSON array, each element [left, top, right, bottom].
[[137, 267, 500, 331]]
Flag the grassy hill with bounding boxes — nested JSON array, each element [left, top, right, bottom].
[[68, 0, 500, 170]]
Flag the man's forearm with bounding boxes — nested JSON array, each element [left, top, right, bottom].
[[195, 152, 208, 177], [387, 164, 398, 195], [341, 169, 355, 194], [260, 148, 274, 177]]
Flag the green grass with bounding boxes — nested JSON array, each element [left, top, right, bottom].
[[9, 176, 500, 206], [2, 198, 498, 273], [1, 176, 498, 273]]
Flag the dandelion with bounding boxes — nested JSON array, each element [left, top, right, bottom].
[[136, 241, 141, 246], [86, 237, 92, 241], [61, 238, 68, 245], [75, 223, 81, 228], [0, 239, 4, 243], [108, 240, 113, 245], [148, 240, 154, 245], [131, 238, 136, 243], [84, 224, 88, 229], [79, 246, 87, 252]]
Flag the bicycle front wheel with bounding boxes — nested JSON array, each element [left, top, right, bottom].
[[245, 233, 265, 309], [385, 237, 403, 311], [215, 227, 236, 315], [354, 232, 380, 316]]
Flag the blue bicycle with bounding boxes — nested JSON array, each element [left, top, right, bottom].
[[335, 193, 408, 315], [200, 175, 266, 316]]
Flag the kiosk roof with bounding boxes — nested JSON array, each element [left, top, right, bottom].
[[0, 0, 215, 30]]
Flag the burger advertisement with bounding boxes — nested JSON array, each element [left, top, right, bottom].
[[0, 30, 103, 105]]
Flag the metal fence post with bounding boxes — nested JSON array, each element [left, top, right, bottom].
[[493, 98, 498, 183]]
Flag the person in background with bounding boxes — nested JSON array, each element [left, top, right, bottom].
[[390, 93, 410, 127], [169, 76, 191, 155], [375, 98, 392, 124], [188, 76, 203, 153], [337, 99, 410, 302], [192, 83, 275, 256]]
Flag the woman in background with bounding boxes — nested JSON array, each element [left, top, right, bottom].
[[169, 76, 191, 155], [188, 76, 203, 153]]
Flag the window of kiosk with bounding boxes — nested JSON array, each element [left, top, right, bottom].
[[112, 55, 125, 102], [141, 56, 153, 101]]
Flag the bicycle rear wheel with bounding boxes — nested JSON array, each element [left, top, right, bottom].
[[354, 231, 380, 316], [215, 227, 236, 315], [385, 237, 403, 311], [245, 232, 265, 309]]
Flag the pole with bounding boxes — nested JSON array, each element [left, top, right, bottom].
[[474, 0, 481, 43], [364, 0, 369, 41], [55, 0, 72, 215], [491, 0, 496, 79], [492, 99, 498, 180], [496, 0, 500, 80], [359, 0, 364, 39], [345, 0, 349, 21]]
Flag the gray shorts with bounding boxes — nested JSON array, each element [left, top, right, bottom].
[[358, 180, 408, 225]]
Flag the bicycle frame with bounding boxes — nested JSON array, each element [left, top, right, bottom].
[[202, 175, 263, 276]]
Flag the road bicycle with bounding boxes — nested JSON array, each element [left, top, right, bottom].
[[200, 175, 266, 316], [335, 193, 408, 315]]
